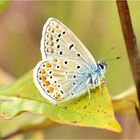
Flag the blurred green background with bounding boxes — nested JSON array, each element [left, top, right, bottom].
[[0, 0, 140, 139]]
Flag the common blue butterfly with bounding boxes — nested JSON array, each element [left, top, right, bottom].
[[33, 17, 107, 104]]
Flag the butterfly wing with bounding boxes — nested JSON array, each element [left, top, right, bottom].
[[40, 17, 96, 67], [34, 17, 97, 104], [33, 57, 89, 104]]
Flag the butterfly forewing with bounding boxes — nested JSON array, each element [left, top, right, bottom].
[[40, 18, 96, 67]]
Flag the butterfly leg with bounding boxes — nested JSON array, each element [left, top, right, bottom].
[[87, 85, 91, 105], [101, 76, 106, 84], [98, 78, 103, 95], [99, 84, 103, 95], [86, 78, 93, 106]]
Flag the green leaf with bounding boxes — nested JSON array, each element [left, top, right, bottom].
[[0, 71, 121, 133], [0, 0, 9, 13], [112, 87, 138, 115]]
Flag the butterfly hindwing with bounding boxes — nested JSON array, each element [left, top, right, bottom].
[[33, 57, 89, 104]]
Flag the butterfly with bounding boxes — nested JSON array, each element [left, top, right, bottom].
[[33, 17, 107, 104]]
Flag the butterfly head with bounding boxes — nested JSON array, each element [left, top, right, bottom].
[[97, 61, 107, 74]]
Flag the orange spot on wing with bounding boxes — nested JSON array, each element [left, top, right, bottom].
[[41, 76, 46, 82], [47, 47, 54, 53], [55, 92, 61, 100], [41, 69, 45, 74], [46, 63, 51, 68], [52, 58, 58, 63], [48, 86, 54, 93], [44, 81, 50, 87]]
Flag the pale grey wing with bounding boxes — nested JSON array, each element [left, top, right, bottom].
[[40, 17, 97, 69]]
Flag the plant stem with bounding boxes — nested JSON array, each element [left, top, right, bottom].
[[116, 0, 140, 122]]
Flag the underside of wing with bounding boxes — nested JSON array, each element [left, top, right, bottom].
[[40, 17, 97, 68], [33, 57, 89, 104]]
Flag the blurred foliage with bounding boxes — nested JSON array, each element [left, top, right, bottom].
[[112, 86, 138, 115], [0, 0, 9, 12]]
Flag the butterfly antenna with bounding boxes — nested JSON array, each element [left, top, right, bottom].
[[104, 46, 116, 54], [100, 46, 116, 60], [104, 56, 121, 62]]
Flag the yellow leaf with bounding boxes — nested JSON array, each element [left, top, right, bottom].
[[0, 71, 121, 133]]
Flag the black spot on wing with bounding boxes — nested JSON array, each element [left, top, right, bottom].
[[69, 44, 74, 50]]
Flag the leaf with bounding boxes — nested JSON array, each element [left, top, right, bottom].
[[0, 112, 53, 138], [0, 71, 121, 133], [0, 0, 9, 12], [112, 86, 138, 115]]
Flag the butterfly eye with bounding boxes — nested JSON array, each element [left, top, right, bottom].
[[98, 64, 104, 70]]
